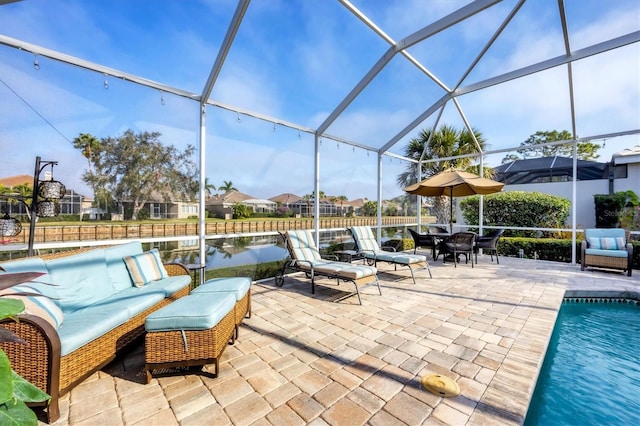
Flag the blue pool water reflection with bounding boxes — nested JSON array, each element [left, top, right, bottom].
[[525, 301, 640, 425], [151, 228, 407, 272]]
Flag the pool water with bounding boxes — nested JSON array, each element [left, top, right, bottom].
[[525, 300, 640, 425]]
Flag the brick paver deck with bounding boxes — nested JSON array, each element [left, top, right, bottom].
[[42, 256, 639, 425]]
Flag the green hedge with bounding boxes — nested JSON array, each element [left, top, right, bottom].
[[461, 191, 570, 237]]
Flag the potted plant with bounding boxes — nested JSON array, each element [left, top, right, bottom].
[[0, 266, 51, 425]]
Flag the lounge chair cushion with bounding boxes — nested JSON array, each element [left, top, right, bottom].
[[349, 226, 380, 252], [286, 230, 323, 261], [361, 251, 426, 265], [296, 259, 377, 281], [350, 226, 427, 265]]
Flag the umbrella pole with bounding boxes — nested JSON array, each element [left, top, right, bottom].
[[449, 186, 453, 233]]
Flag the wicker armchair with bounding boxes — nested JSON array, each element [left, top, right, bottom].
[[408, 229, 437, 257], [474, 229, 504, 264], [439, 232, 477, 268], [581, 228, 633, 276]]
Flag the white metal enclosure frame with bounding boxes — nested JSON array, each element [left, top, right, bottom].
[[0, 0, 638, 265]]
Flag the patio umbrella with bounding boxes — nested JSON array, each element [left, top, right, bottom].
[[404, 169, 504, 231]]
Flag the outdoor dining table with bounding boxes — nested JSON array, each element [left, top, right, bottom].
[[424, 232, 451, 260]]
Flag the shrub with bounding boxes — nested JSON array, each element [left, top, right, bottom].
[[460, 191, 570, 237], [232, 203, 251, 219], [595, 190, 639, 230], [0, 272, 51, 424]]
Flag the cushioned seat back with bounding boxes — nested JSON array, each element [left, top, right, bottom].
[[105, 241, 143, 291], [46, 248, 113, 312], [585, 228, 626, 250], [349, 226, 380, 252], [285, 230, 323, 262]]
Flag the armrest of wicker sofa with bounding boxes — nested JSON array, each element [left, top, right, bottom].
[[0, 314, 61, 423]]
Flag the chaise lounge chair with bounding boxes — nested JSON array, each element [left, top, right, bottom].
[[349, 226, 432, 284], [275, 230, 381, 304]]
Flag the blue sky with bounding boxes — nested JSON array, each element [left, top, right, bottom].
[[1, 0, 638, 201]]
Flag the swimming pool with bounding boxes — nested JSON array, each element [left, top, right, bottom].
[[525, 299, 640, 425]]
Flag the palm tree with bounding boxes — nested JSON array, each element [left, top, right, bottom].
[[336, 195, 348, 216], [218, 180, 237, 193], [204, 177, 216, 197], [397, 125, 488, 225], [73, 133, 100, 172]]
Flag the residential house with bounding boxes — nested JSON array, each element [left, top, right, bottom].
[[207, 190, 276, 219]]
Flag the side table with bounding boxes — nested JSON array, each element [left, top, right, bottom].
[[184, 263, 206, 290], [335, 250, 363, 263]]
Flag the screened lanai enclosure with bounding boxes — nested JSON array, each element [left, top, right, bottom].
[[1, 0, 639, 265]]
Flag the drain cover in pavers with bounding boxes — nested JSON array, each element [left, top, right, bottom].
[[421, 374, 460, 397]]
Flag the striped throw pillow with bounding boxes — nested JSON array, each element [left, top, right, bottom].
[[123, 249, 169, 287], [615, 237, 626, 250], [588, 237, 601, 249], [600, 237, 617, 250], [0, 284, 64, 329]]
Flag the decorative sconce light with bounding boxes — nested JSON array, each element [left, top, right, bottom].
[[0, 212, 22, 238]]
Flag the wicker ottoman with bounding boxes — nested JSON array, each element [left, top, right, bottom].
[[144, 292, 236, 383], [193, 277, 252, 338]]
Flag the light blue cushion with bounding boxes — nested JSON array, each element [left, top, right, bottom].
[[105, 242, 143, 291], [0, 257, 48, 274], [350, 226, 381, 252], [0, 284, 64, 329], [96, 286, 167, 318], [145, 293, 235, 332], [195, 277, 252, 300], [150, 275, 191, 297], [584, 248, 629, 258], [57, 304, 131, 356], [363, 252, 426, 265], [46, 249, 113, 313], [585, 228, 626, 241], [0, 257, 59, 300]]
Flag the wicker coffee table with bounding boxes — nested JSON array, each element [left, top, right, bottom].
[[144, 292, 236, 382]]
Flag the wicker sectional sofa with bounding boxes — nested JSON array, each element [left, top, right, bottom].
[[581, 228, 633, 276], [0, 242, 191, 423]]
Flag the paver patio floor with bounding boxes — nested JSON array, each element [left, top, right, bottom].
[[42, 256, 639, 426]]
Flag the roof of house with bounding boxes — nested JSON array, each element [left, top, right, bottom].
[[269, 193, 302, 204], [208, 190, 255, 205], [612, 145, 640, 165], [0, 175, 33, 188]]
